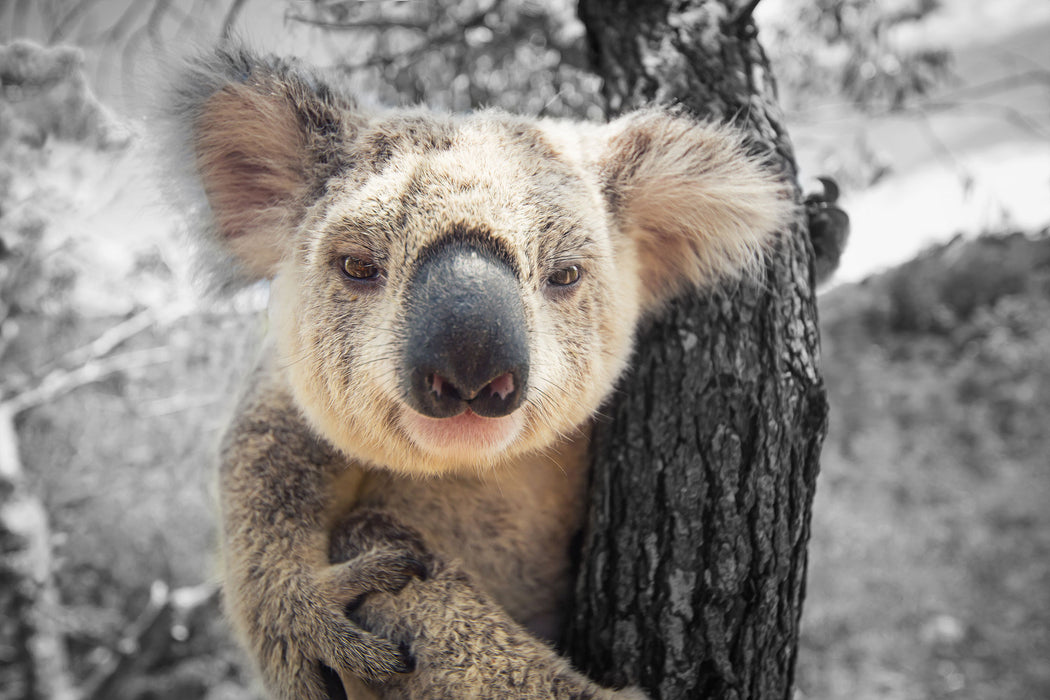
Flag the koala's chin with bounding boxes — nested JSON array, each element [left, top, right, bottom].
[[399, 407, 526, 466]]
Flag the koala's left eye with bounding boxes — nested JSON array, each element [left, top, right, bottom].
[[340, 256, 382, 281], [547, 265, 582, 287]]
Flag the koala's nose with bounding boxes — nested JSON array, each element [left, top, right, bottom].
[[402, 242, 529, 419]]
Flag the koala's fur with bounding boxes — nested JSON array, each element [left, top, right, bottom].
[[168, 48, 794, 700]]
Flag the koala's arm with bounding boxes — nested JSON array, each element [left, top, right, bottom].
[[218, 360, 420, 700], [332, 512, 649, 700]]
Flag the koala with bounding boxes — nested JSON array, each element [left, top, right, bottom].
[[168, 48, 795, 700]]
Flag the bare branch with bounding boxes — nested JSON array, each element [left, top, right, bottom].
[[1, 347, 171, 416], [340, 8, 491, 71], [56, 309, 161, 370], [285, 13, 431, 32], [80, 581, 220, 700]]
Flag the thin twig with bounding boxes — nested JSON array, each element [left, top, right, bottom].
[[2, 307, 183, 405], [340, 8, 490, 71], [56, 308, 160, 370], [285, 14, 431, 32], [80, 581, 219, 700], [1, 347, 172, 416]]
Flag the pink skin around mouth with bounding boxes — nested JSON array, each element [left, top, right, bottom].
[[400, 406, 524, 454]]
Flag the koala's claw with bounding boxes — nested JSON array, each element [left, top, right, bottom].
[[269, 510, 431, 695], [321, 616, 413, 680], [253, 551, 423, 699]]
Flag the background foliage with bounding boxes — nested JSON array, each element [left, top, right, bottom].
[[0, 1, 1047, 698]]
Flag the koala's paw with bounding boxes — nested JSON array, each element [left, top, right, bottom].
[[329, 509, 433, 604], [253, 593, 412, 700], [323, 544, 430, 614], [248, 513, 432, 700], [349, 562, 648, 700]]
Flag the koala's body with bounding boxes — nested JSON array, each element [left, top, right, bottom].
[[170, 48, 794, 700]]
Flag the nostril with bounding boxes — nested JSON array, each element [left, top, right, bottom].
[[429, 373, 461, 401], [464, 370, 525, 418], [485, 372, 515, 401]]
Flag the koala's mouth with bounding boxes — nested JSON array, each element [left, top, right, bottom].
[[399, 404, 525, 457]]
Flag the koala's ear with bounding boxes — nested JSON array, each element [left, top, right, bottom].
[[169, 48, 358, 281], [596, 110, 796, 309]]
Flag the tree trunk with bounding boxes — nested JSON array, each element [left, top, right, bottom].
[[565, 2, 828, 699]]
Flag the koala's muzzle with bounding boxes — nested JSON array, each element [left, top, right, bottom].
[[402, 244, 529, 419]]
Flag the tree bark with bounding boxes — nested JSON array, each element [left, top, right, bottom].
[[565, 2, 828, 699]]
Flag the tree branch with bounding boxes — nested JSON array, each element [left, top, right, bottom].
[[1, 347, 171, 416], [285, 14, 431, 32], [56, 308, 161, 370], [338, 8, 491, 71], [79, 581, 220, 700]]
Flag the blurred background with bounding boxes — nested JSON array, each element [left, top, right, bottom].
[[0, 1, 1047, 698]]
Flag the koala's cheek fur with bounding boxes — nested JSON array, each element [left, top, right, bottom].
[[527, 245, 642, 440], [271, 229, 639, 478], [270, 255, 406, 472]]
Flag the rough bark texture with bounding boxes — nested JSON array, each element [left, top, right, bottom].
[[565, 2, 828, 700]]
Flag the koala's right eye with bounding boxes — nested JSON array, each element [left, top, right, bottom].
[[340, 255, 382, 281]]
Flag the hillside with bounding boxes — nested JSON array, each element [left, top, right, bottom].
[[799, 232, 1050, 699]]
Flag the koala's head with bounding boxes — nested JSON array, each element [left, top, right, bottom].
[[171, 49, 794, 476]]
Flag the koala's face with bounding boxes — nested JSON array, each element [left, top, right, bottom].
[[269, 115, 641, 473], [176, 50, 794, 475]]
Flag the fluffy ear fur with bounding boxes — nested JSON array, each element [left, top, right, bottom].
[[167, 48, 359, 281], [596, 110, 796, 309]]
